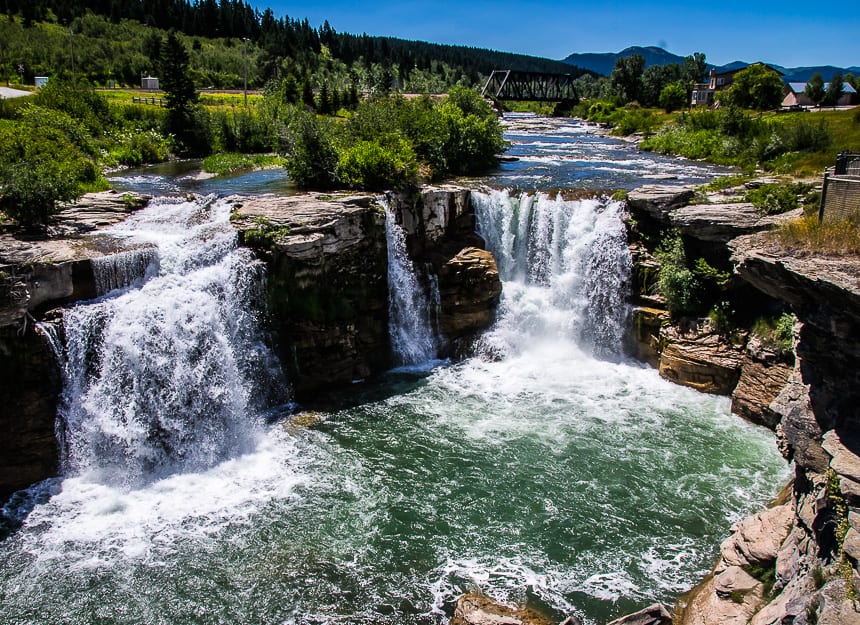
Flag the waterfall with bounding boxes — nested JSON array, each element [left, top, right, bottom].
[[472, 189, 631, 358], [54, 195, 288, 487], [91, 248, 160, 295], [383, 200, 438, 367]]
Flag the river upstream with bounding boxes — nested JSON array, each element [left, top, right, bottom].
[[0, 115, 786, 625]]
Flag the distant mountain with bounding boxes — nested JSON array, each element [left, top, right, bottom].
[[561, 46, 686, 76], [562, 46, 859, 83]]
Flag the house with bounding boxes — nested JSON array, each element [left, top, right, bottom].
[[782, 82, 856, 107], [691, 64, 785, 107], [141, 76, 159, 90]]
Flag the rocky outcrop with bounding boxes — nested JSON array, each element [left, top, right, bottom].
[[657, 322, 744, 395], [731, 233, 860, 433], [677, 231, 860, 625], [450, 594, 554, 625], [0, 325, 60, 499], [231, 193, 390, 397], [231, 187, 501, 399], [627, 185, 695, 223], [670, 204, 801, 245], [731, 337, 794, 429], [436, 246, 502, 356]]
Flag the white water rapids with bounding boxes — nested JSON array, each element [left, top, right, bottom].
[[0, 186, 787, 625]]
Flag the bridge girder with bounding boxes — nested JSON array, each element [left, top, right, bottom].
[[481, 70, 579, 102]]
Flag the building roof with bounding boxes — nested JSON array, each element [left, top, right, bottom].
[[0, 87, 32, 99], [786, 82, 856, 94]]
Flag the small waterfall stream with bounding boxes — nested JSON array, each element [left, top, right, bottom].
[[383, 199, 439, 366]]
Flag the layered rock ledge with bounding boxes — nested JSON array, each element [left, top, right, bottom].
[[629, 183, 860, 625]]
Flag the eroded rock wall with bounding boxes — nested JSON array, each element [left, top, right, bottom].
[[628, 184, 860, 625], [230, 187, 501, 399]]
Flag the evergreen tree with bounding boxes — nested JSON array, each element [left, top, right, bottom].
[[301, 78, 314, 109], [159, 31, 208, 154], [160, 30, 197, 112]]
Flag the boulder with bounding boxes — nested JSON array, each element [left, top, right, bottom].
[[713, 566, 761, 597], [436, 246, 502, 355], [719, 503, 794, 570], [606, 603, 672, 625], [658, 323, 743, 395], [450, 594, 553, 625]]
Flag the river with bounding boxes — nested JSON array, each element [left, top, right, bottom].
[[0, 114, 786, 625]]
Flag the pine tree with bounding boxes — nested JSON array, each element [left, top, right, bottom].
[[160, 30, 197, 112]]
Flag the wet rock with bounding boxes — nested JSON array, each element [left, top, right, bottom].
[[606, 603, 672, 625], [450, 594, 553, 625], [436, 246, 502, 355], [0, 325, 61, 499], [628, 306, 669, 367], [658, 323, 743, 395]]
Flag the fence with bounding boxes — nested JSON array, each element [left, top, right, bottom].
[[132, 96, 165, 106]]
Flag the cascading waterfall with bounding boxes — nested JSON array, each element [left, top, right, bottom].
[[91, 248, 160, 295], [472, 188, 631, 358], [54, 195, 287, 486], [383, 199, 438, 366]]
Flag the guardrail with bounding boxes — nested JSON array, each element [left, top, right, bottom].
[[132, 96, 165, 106]]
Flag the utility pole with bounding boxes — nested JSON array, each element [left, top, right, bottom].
[[70, 29, 75, 83], [242, 37, 248, 108]]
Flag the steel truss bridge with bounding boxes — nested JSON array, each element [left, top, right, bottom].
[[480, 70, 579, 102]]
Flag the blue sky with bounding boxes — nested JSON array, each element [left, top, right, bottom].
[[259, 1, 857, 68]]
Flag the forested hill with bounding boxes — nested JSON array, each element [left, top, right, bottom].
[[0, 0, 588, 89]]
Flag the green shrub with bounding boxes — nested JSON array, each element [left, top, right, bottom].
[[338, 138, 417, 190], [751, 313, 794, 355], [281, 110, 341, 189], [659, 82, 688, 113], [746, 184, 799, 215], [0, 159, 85, 227], [106, 129, 171, 166], [655, 234, 701, 315]]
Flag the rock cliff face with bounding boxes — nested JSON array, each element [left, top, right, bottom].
[[629, 184, 860, 624], [221, 186, 502, 398]]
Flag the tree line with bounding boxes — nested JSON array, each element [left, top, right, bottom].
[[0, 0, 590, 91]]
